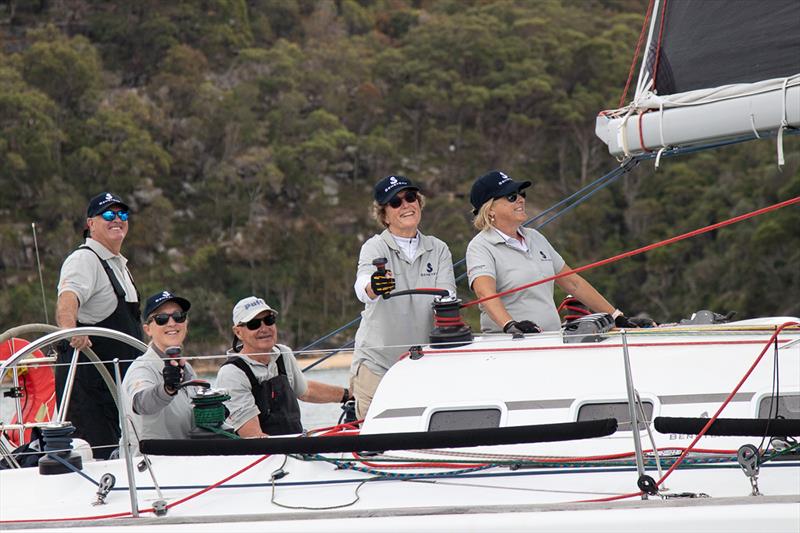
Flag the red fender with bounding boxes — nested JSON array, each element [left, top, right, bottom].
[[0, 338, 56, 446]]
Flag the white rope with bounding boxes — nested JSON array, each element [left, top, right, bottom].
[[777, 77, 789, 168], [749, 113, 761, 139], [654, 101, 667, 169]]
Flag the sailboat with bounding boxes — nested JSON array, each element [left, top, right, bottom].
[[1, 1, 798, 530]]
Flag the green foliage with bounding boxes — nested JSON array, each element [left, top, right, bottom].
[[1, 0, 798, 353]]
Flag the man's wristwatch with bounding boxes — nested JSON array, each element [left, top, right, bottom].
[[341, 387, 350, 403]]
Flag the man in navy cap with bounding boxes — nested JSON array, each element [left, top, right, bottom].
[[55, 192, 144, 459]]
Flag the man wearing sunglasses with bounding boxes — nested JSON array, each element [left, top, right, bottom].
[[55, 191, 144, 459], [466, 171, 654, 335], [121, 291, 199, 456], [350, 176, 456, 419], [216, 296, 350, 438]]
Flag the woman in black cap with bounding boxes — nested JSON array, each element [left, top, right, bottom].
[[350, 176, 456, 419], [121, 290, 199, 455], [465, 170, 652, 335]]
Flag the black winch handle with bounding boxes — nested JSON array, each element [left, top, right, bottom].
[[165, 346, 182, 358], [372, 256, 448, 299], [372, 257, 388, 274], [179, 379, 211, 390]]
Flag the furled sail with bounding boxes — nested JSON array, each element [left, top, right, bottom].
[[596, 0, 800, 159]]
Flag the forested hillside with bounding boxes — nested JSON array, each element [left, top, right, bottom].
[[1, 0, 798, 352]]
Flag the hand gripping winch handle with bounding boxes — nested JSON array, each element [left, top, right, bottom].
[[371, 257, 449, 300]]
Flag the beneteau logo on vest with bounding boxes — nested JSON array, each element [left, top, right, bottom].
[[539, 250, 551, 261], [421, 262, 437, 277]]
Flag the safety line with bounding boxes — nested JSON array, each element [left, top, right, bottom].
[[462, 196, 800, 308], [576, 321, 799, 504]]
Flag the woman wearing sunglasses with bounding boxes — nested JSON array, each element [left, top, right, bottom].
[[466, 171, 650, 335], [350, 176, 456, 420], [121, 291, 198, 456], [216, 296, 349, 438]]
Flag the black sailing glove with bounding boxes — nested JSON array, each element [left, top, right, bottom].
[[503, 320, 542, 335], [162, 363, 184, 394], [370, 270, 396, 296], [615, 315, 657, 328]]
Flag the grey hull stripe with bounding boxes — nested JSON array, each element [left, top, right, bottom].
[[374, 407, 426, 419], [373, 393, 755, 419], [658, 393, 754, 405], [506, 399, 573, 410]]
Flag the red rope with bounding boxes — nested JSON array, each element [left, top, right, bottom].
[[577, 321, 799, 503], [619, 0, 656, 107], [462, 196, 800, 309], [651, 0, 668, 92], [0, 454, 273, 524], [637, 110, 652, 152]]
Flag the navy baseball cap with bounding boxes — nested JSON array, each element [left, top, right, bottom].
[[87, 192, 130, 218], [143, 290, 191, 320], [373, 175, 420, 205], [469, 171, 532, 214]]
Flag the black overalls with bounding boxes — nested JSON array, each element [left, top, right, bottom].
[[222, 355, 303, 435], [55, 247, 144, 459]]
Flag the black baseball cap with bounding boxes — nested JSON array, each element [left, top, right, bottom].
[[87, 192, 130, 218], [469, 170, 532, 214], [143, 290, 191, 320], [373, 175, 420, 205]]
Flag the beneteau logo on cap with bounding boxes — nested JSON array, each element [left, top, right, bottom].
[[497, 172, 511, 185], [384, 175, 406, 192], [157, 291, 171, 302], [99, 193, 116, 206]]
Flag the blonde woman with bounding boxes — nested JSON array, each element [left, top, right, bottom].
[[465, 170, 651, 335]]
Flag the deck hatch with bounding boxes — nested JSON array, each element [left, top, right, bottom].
[[758, 393, 800, 419], [577, 401, 654, 431], [428, 409, 501, 431]]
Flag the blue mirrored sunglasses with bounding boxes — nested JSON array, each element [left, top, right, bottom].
[[100, 210, 129, 222]]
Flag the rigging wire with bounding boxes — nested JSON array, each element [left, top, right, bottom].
[[298, 158, 638, 366], [619, 0, 655, 107], [297, 129, 800, 365]]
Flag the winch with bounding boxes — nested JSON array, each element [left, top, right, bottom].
[[189, 388, 238, 439]]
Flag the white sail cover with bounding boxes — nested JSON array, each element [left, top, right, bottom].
[[596, 0, 800, 158]]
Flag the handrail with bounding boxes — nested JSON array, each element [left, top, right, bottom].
[[0, 326, 148, 411]]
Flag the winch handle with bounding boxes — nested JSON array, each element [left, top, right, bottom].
[[372, 257, 388, 274], [180, 379, 211, 390], [165, 346, 182, 358], [386, 288, 450, 299]]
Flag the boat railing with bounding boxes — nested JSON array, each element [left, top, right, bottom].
[[0, 326, 147, 451]]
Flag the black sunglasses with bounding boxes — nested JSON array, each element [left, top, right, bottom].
[[242, 314, 277, 330], [503, 190, 526, 203], [387, 190, 418, 209], [148, 311, 188, 326]]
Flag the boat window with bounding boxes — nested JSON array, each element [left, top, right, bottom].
[[577, 401, 653, 431], [428, 409, 501, 431], [758, 393, 800, 419]]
